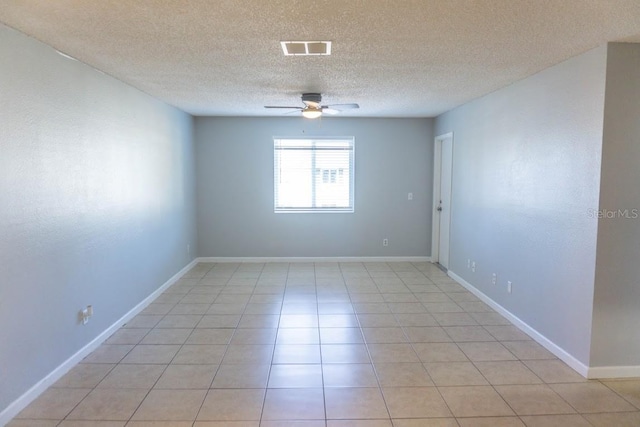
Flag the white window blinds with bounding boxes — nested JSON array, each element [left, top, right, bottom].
[[274, 138, 355, 213]]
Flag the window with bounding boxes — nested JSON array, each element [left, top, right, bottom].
[[274, 138, 354, 213]]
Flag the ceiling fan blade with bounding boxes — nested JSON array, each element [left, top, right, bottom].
[[322, 108, 340, 115], [264, 106, 303, 109], [323, 103, 359, 110]]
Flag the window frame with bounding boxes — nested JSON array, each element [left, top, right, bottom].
[[273, 136, 355, 214]]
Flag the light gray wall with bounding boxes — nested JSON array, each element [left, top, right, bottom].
[[195, 117, 433, 257], [0, 25, 196, 412], [591, 43, 640, 367], [434, 47, 607, 365]]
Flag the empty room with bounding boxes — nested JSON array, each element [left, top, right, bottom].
[[2, 1, 640, 426]]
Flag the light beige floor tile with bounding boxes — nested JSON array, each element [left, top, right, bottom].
[[357, 314, 399, 328], [456, 417, 525, 426], [273, 344, 321, 364], [323, 363, 378, 387], [549, 382, 637, 413], [367, 343, 419, 363], [325, 387, 389, 419], [197, 314, 241, 328], [424, 302, 464, 313], [53, 363, 114, 388], [261, 421, 326, 427], [392, 419, 458, 427], [374, 362, 433, 387], [59, 421, 125, 426], [413, 342, 468, 362], [155, 314, 202, 328], [168, 303, 210, 315], [495, 384, 576, 415], [276, 328, 320, 344], [262, 388, 325, 420], [154, 364, 217, 389], [318, 303, 355, 314], [327, 421, 392, 427], [382, 293, 419, 303], [583, 411, 640, 427], [502, 341, 555, 360], [403, 326, 452, 343], [319, 314, 359, 327], [172, 344, 226, 364], [458, 301, 494, 312], [438, 386, 514, 417], [414, 292, 452, 303], [106, 329, 150, 345], [128, 421, 193, 427], [475, 361, 542, 385], [81, 345, 134, 364], [278, 313, 318, 329], [238, 314, 280, 328], [432, 312, 479, 326], [457, 342, 517, 361], [523, 360, 586, 383], [519, 414, 591, 427], [425, 361, 488, 386], [121, 345, 180, 364], [244, 303, 282, 314], [393, 313, 439, 327], [320, 327, 364, 344], [211, 363, 270, 388], [67, 388, 148, 420], [222, 344, 274, 364], [353, 303, 391, 314], [193, 422, 258, 427], [16, 388, 91, 419], [7, 420, 60, 426], [349, 294, 385, 303], [362, 327, 407, 343], [206, 303, 246, 315], [484, 325, 531, 341], [322, 344, 371, 363], [140, 328, 192, 345], [186, 328, 234, 344], [197, 389, 265, 421], [383, 386, 452, 418], [388, 302, 428, 314], [469, 312, 511, 326], [97, 364, 165, 388], [231, 328, 277, 344], [444, 326, 495, 342], [268, 364, 323, 388], [131, 389, 206, 421], [602, 379, 640, 408]]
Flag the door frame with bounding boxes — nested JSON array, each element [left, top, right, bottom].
[[432, 132, 454, 268]]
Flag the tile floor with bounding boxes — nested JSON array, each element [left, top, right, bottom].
[[9, 262, 640, 426]]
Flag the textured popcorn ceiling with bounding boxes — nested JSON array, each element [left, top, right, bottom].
[[2, 1, 640, 117]]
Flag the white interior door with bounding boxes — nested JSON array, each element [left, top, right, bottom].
[[432, 133, 453, 269]]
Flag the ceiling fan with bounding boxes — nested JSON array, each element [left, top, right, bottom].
[[265, 93, 359, 119]]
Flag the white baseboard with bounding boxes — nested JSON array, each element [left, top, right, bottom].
[[447, 270, 590, 378], [197, 256, 432, 263], [588, 365, 640, 379], [0, 258, 198, 426]]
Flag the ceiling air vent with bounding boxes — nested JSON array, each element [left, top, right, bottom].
[[280, 41, 332, 56]]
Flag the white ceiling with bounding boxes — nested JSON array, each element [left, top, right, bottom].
[[2, 1, 640, 118]]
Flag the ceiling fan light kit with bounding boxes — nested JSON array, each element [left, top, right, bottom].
[[265, 93, 359, 119]]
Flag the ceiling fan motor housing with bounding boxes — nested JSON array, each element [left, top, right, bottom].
[[302, 93, 322, 105]]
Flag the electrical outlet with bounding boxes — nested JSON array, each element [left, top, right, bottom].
[[471, 261, 476, 273], [492, 273, 497, 285], [467, 259, 471, 269], [80, 305, 93, 325], [507, 281, 512, 294], [382, 238, 389, 247], [408, 192, 413, 200]]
